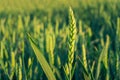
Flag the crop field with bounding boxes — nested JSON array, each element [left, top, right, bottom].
[[0, 0, 120, 80]]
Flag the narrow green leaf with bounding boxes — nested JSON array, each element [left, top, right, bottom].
[[27, 33, 56, 80], [77, 56, 89, 76], [96, 35, 110, 80]]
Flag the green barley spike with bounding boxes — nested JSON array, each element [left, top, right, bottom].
[[82, 44, 87, 70], [45, 26, 55, 65], [11, 51, 15, 68], [49, 35, 54, 65], [68, 7, 77, 79]]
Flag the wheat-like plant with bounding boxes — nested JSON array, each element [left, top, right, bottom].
[[45, 26, 55, 65], [79, 20, 88, 70], [68, 7, 76, 66], [64, 7, 76, 80], [96, 35, 110, 80], [11, 51, 15, 68]]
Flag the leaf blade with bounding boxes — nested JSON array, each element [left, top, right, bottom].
[[27, 33, 56, 80]]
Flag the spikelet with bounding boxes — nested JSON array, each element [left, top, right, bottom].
[[45, 26, 55, 65], [64, 64, 70, 76], [11, 51, 16, 68], [82, 44, 87, 69]]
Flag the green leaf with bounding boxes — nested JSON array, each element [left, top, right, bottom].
[[27, 33, 56, 80], [77, 56, 89, 76], [96, 35, 110, 80]]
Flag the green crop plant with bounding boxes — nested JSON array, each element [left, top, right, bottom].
[[63, 7, 77, 80], [1, 1, 120, 79], [115, 18, 120, 79], [18, 57, 23, 80], [96, 35, 110, 80], [77, 20, 93, 80], [27, 33, 56, 80], [10, 51, 16, 79], [45, 26, 55, 65], [78, 20, 87, 70]]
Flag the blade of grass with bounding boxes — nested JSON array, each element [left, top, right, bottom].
[[27, 33, 56, 80], [96, 35, 110, 80], [77, 56, 89, 76]]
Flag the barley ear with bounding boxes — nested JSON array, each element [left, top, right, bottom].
[[66, 7, 77, 80]]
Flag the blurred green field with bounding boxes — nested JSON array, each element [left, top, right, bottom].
[[0, 0, 120, 80]]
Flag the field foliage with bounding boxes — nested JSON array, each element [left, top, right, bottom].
[[0, 0, 120, 80]]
